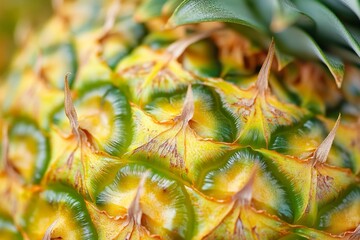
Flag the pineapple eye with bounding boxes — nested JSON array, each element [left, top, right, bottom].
[[100, 18, 146, 70], [41, 43, 77, 90], [317, 185, 360, 234], [101, 35, 130, 70], [96, 164, 193, 239], [144, 84, 237, 142], [270, 118, 327, 159], [182, 39, 221, 78], [270, 117, 356, 171], [22, 184, 97, 240], [7, 119, 50, 184], [200, 148, 292, 221], [52, 83, 132, 156]]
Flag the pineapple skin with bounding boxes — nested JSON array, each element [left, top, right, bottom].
[[0, 0, 359, 239]]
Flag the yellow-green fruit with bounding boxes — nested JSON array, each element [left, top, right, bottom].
[[0, 0, 359, 239]]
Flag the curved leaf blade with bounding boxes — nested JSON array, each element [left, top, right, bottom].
[[168, 0, 265, 31], [294, 0, 360, 58], [271, 0, 303, 32], [250, 0, 302, 32], [275, 27, 344, 87], [163, 0, 184, 16], [340, 0, 360, 19]]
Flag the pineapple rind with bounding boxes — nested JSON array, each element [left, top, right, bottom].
[[0, 0, 359, 239]]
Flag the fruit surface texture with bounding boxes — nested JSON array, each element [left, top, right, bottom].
[[0, 0, 359, 239]]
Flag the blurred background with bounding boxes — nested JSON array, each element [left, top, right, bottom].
[[0, 0, 52, 75]]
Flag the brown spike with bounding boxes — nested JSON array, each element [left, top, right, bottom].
[[64, 73, 80, 137], [178, 85, 194, 124], [232, 166, 257, 206], [348, 225, 360, 240], [42, 219, 59, 240], [234, 218, 246, 239], [102, 0, 121, 35], [313, 114, 341, 165], [334, 75, 343, 89], [256, 40, 275, 96], [128, 171, 150, 225]]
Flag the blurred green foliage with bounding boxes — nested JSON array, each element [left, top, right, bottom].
[[0, 0, 52, 74]]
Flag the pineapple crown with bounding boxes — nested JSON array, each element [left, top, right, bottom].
[[136, 0, 360, 87]]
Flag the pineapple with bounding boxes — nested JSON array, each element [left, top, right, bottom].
[[0, 0, 359, 239]]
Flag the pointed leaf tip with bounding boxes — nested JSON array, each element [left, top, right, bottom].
[[313, 114, 341, 164], [335, 76, 343, 88], [274, 27, 344, 88], [256, 40, 275, 95], [340, 0, 360, 20]]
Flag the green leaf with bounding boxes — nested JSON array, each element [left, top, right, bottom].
[[168, 0, 265, 31], [320, 0, 359, 23], [294, 0, 360, 58], [228, 23, 270, 47], [328, 45, 360, 65], [275, 26, 344, 87], [275, 48, 294, 70], [348, 24, 360, 44], [340, 0, 360, 19], [328, 25, 360, 65], [248, 0, 275, 25], [163, 0, 184, 16], [249, 0, 302, 30], [270, 0, 303, 32]]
